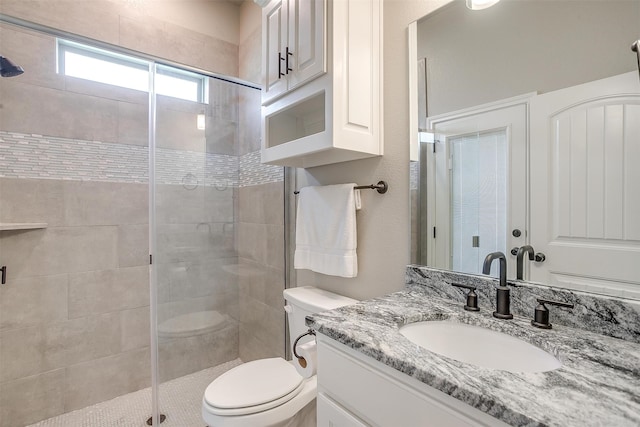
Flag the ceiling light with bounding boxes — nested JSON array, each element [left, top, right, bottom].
[[466, 0, 501, 11]]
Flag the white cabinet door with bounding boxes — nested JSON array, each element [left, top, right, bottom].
[[287, 0, 326, 90], [262, 0, 288, 103], [317, 393, 369, 427], [530, 72, 640, 297]]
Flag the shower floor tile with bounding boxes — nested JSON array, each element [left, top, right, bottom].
[[27, 359, 242, 427]]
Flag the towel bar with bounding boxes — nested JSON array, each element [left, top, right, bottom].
[[294, 180, 388, 195]]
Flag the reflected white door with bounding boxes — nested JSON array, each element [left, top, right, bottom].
[[428, 97, 529, 278], [530, 72, 640, 298], [450, 130, 508, 274]]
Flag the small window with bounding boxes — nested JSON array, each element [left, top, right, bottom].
[[57, 40, 207, 103]]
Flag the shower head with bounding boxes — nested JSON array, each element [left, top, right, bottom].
[[0, 56, 24, 77]]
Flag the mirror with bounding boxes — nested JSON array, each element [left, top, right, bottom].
[[410, 0, 640, 299]]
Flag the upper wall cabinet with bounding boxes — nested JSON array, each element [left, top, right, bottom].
[[260, 0, 383, 168], [262, 0, 326, 105]]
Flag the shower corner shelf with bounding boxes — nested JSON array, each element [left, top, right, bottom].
[[0, 223, 48, 231]]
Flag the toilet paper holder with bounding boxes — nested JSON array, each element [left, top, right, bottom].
[[293, 329, 316, 368]]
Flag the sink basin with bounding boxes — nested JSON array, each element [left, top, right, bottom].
[[399, 321, 561, 373]]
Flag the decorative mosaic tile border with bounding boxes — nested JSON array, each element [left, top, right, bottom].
[[409, 161, 419, 191], [0, 131, 283, 188], [239, 150, 283, 187]]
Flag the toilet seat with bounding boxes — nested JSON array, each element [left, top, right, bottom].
[[204, 358, 304, 416]]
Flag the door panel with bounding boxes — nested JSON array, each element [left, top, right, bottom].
[[288, 0, 325, 90], [428, 100, 529, 278], [262, 0, 288, 103], [530, 72, 640, 298]]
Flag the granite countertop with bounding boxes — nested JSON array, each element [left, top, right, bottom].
[[306, 283, 640, 427]]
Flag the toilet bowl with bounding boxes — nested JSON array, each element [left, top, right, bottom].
[[202, 286, 357, 427]]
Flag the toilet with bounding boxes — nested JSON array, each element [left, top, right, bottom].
[[202, 286, 357, 427]]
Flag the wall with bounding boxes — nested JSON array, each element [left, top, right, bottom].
[[0, 0, 239, 76], [294, 0, 451, 301], [417, 0, 640, 117], [0, 1, 250, 425]]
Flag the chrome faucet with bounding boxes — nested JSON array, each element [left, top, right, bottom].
[[516, 245, 535, 280], [482, 252, 513, 319]]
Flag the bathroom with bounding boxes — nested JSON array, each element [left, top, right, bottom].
[[0, 0, 639, 426]]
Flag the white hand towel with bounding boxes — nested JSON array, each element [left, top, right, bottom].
[[294, 183, 358, 278]]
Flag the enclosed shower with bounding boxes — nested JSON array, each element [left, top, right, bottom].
[[0, 13, 286, 427]]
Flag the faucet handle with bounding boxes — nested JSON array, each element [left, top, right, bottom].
[[451, 283, 480, 312], [531, 298, 574, 329]]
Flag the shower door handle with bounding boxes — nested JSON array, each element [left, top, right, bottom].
[[1, 266, 6, 285]]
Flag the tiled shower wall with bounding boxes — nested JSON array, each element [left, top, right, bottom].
[[236, 88, 286, 363], [0, 19, 248, 427]]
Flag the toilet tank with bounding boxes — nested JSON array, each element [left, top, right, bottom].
[[283, 286, 357, 351]]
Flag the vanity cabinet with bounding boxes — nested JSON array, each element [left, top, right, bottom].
[[260, 0, 383, 168], [316, 335, 510, 427], [262, 0, 325, 105]]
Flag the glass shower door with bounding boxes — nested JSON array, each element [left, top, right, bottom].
[[150, 68, 241, 425]]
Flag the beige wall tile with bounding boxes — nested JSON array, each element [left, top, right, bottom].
[[0, 226, 118, 279], [0, 369, 65, 427], [0, 326, 46, 382], [204, 186, 235, 224], [64, 347, 150, 412], [65, 76, 148, 106], [157, 222, 235, 263], [1, 179, 147, 228], [0, 178, 65, 227], [117, 100, 150, 147], [239, 26, 262, 85], [239, 182, 284, 225], [120, 306, 150, 352], [238, 86, 261, 155], [156, 184, 206, 225], [158, 323, 238, 382], [0, 274, 68, 331], [118, 14, 239, 77], [68, 266, 149, 319], [237, 222, 266, 263], [118, 224, 150, 268], [205, 118, 237, 156], [265, 224, 284, 269], [156, 105, 207, 153], [0, 81, 120, 142], [239, 324, 284, 363], [0, 312, 122, 382], [44, 313, 122, 373], [63, 181, 148, 226], [0, 0, 120, 45]]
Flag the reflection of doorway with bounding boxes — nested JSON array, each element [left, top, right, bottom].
[[450, 130, 507, 274], [424, 94, 531, 279]]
